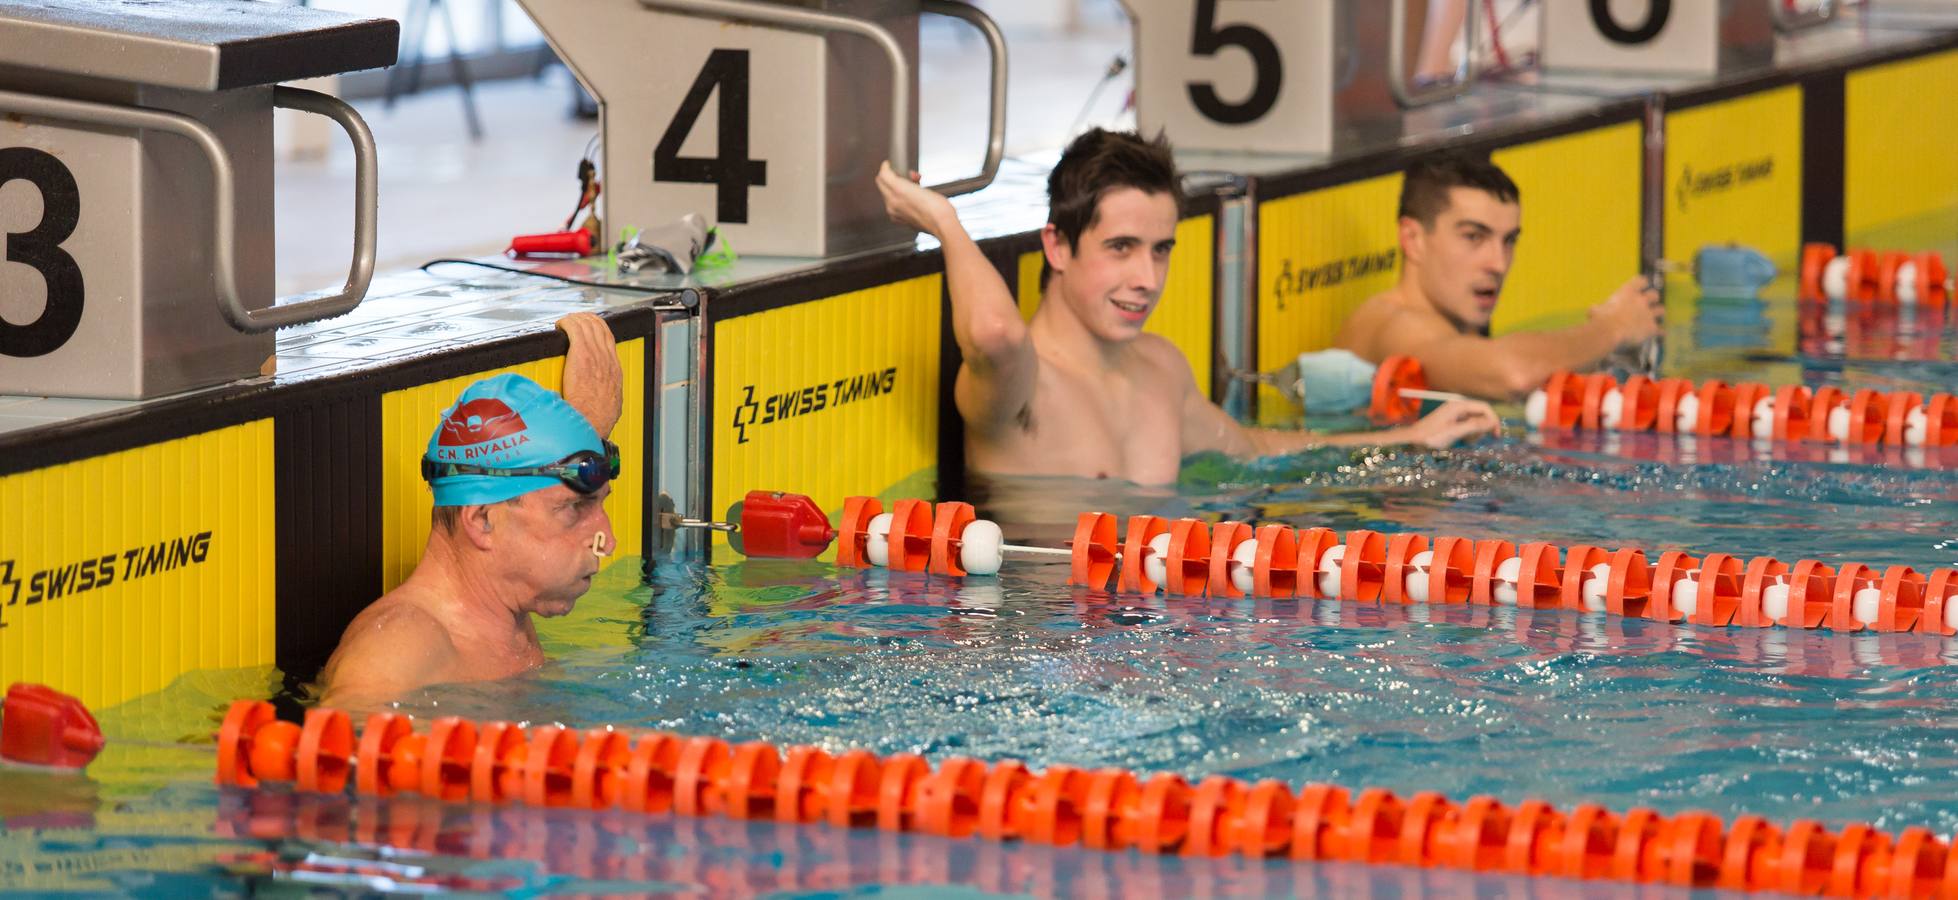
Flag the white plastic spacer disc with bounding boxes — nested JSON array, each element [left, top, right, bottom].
[[1144, 533, 1171, 590], [1230, 539, 1258, 595], [1905, 406, 1929, 448], [1897, 261, 1919, 306], [1582, 563, 1611, 613], [1672, 574, 1700, 617], [1317, 544, 1347, 598], [1600, 389, 1624, 431], [1674, 392, 1701, 433], [1751, 396, 1775, 439], [1822, 256, 1851, 302], [959, 519, 1004, 576], [1762, 578, 1790, 622], [1853, 584, 1883, 627], [1827, 404, 1851, 444], [1524, 389, 1548, 430], [866, 513, 895, 567], [1493, 556, 1522, 606], [1406, 550, 1434, 604], [1946, 593, 1958, 633]]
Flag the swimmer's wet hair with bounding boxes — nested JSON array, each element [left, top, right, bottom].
[[1399, 151, 1520, 226], [1044, 129, 1180, 285]]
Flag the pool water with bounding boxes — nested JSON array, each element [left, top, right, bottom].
[[9, 249, 1958, 896]]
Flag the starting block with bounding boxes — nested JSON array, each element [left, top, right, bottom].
[[1124, 0, 1475, 155], [1541, 0, 1833, 77], [519, 0, 1006, 258], [0, 0, 396, 398]]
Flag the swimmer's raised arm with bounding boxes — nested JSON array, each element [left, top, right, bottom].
[[876, 162, 1036, 435], [1369, 276, 1662, 400], [557, 313, 623, 439]]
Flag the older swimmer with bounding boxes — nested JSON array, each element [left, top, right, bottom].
[[318, 314, 623, 709]]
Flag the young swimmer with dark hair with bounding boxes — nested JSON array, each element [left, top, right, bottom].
[[875, 129, 1499, 488], [1334, 151, 1665, 400]]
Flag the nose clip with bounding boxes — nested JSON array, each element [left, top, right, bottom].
[[591, 531, 610, 558]]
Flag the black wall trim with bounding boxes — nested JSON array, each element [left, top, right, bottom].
[[0, 304, 671, 476], [1667, 28, 1958, 113], [273, 392, 382, 682], [1801, 70, 1847, 251]]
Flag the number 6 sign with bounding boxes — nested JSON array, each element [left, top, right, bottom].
[[1124, 0, 1472, 156], [1541, 1, 1832, 76]]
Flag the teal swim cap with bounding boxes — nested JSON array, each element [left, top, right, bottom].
[[423, 373, 603, 507]]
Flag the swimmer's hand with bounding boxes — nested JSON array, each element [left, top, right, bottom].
[[1403, 398, 1503, 449], [876, 161, 957, 238], [557, 312, 623, 439], [1589, 275, 1665, 348]]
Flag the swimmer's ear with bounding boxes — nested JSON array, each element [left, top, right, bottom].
[[459, 504, 497, 549], [1397, 215, 1427, 266], [1040, 223, 1070, 276]]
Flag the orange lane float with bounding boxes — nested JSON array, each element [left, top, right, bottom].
[[1521, 370, 1958, 453], [202, 698, 1958, 897], [1801, 242, 1953, 306], [833, 495, 1958, 640]]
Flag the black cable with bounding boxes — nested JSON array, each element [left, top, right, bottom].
[[418, 258, 693, 303]]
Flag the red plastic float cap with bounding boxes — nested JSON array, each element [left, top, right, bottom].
[[1799, 242, 1836, 300], [1370, 355, 1427, 424], [738, 491, 836, 559], [508, 229, 592, 258], [1068, 512, 1120, 589], [837, 497, 882, 568], [1, 683, 105, 771]]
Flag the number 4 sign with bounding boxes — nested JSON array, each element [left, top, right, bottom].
[[522, 0, 1005, 260]]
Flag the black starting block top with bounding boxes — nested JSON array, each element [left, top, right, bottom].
[[0, 0, 399, 91]]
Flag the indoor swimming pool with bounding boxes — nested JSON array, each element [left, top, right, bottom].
[[8, 242, 1958, 896]]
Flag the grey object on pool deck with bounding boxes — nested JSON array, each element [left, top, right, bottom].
[[0, 0, 399, 90]]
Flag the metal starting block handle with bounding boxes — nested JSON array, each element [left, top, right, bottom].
[[0, 85, 377, 334], [643, 0, 1007, 199], [1386, 0, 1477, 109]]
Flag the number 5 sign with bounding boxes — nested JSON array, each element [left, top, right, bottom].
[[1123, 0, 1470, 156]]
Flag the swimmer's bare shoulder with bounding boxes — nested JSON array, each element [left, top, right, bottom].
[[1335, 289, 1449, 362], [318, 594, 457, 708], [1130, 332, 1198, 391]]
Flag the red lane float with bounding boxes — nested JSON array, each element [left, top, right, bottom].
[[1523, 370, 1957, 454], [195, 698, 1958, 898], [1801, 242, 1955, 306]]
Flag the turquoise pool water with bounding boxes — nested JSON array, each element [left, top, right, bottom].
[[7, 275, 1958, 896]]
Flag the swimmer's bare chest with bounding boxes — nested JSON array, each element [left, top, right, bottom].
[[965, 358, 1184, 484]]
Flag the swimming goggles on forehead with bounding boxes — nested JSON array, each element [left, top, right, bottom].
[[420, 440, 622, 495]]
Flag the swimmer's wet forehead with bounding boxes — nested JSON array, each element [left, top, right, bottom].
[[1085, 189, 1178, 252]]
